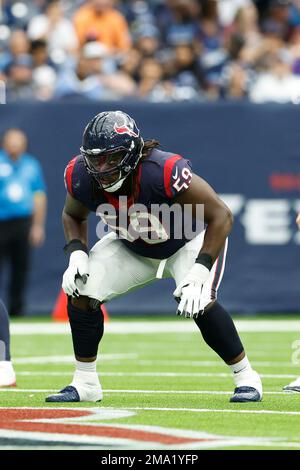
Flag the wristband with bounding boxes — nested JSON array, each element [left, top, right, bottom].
[[195, 253, 213, 271], [63, 239, 88, 255]]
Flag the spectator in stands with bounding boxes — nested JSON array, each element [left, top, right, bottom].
[[0, 30, 30, 73], [27, 0, 78, 56], [29, 40, 57, 101], [0, 0, 299, 103], [289, 25, 300, 73], [5, 54, 35, 102], [262, 0, 291, 39], [218, 0, 254, 28], [30, 40, 50, 69], [134, 24, 161, 59], [73, 0, 131, 53], [137, 57, 165, 99], [227, 3, 263, 61], [118, 48, 142, 82], [172, 42, 203, 91], [160, 0, 201, 47], [0, 129, 47, 316], [221, 62, 250, 99], [32, 65, 57, 101], [249, 47, 300, 102], [9, 29, 30, 58], [55, 41, 135, 100], [289, 0, 300, 26]]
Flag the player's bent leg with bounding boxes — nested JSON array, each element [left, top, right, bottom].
[[46, 235, 158, 404], [46, 296, 104, 403], [170, 236, 262, 403], [283, 377, 300, 392], [0, 299, 16, 387], [194, 301, 263, 403]]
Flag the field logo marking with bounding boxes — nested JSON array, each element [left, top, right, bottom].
[[0, 408, 219, 447], [0, 407, 278, 449]]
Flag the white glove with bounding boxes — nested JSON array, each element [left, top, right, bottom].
[[62, 250, 89, 298], [173, 263, 210, 318]]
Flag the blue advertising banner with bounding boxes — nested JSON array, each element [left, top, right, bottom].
[[0, 102, 299, 315]]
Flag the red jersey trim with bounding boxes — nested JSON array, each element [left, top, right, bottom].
[[65, 157, 77, 196], [164, 155, 182, 198]]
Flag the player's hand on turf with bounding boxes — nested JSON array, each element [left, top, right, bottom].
[[62, 250, 89, 298], [173, 264, 210, 318]]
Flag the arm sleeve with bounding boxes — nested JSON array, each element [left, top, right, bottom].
[[163, 155, 193, 199]]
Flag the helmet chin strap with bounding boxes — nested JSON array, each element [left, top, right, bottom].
[[100, 149, 143, 193], [102, 175, 127, 193]]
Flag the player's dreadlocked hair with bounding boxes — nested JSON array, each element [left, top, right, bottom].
[[131, 139, 160, 202], [141, 139, 160, 159]]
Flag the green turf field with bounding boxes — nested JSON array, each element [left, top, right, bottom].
[[1, 317, 300, 450]]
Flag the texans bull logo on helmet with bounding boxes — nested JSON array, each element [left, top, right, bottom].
[[114, 121, 140, 138]]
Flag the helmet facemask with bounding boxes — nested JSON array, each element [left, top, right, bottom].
[[81, 139, 144, 192]]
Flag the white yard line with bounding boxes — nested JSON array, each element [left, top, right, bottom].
[[0, 388, 296, 396], [111, 406, 300, 416], [10, 320, 300, 335], [1, 398, 298, 416], [136, 360, 298, 368], [15, 371, 299, 379], [13, 354, 138, 364], [11, 356, 299, 369]]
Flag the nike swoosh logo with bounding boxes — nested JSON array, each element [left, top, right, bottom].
[[172, 167, 178, 180], [233, 367, 247, 374]]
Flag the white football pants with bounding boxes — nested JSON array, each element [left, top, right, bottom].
[[79, 231, 228, 308]]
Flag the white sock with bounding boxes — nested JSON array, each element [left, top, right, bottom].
[[0, 360, 15, 373], [229, 356, 262, 396], [75, 360, 97, 373], [72, 360, 99, 388], [229, 356, 252, 375]]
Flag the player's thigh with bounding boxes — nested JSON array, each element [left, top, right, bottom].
[[168, 231, 228, 306], [80, 233, 157, 302], [167, 231, 206, 284]]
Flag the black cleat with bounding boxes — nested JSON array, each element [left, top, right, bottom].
[[283, 385, 300, 393], [45, 385, 80, 403], [230, 386, 262, 403]]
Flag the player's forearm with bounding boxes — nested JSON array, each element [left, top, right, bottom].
[[62, 210, 88, 246], [32, 192, 47, 228], [200, 208, 233, 262]]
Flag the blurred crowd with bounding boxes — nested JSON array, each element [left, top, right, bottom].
[[0, 0, 300, 103]]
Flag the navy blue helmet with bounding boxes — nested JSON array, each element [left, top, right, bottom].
[[80, 111, 144, 192]]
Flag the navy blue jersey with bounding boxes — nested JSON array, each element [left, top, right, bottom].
[[64, 148, 195, 259]]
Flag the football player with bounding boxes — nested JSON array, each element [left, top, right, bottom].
[[46, 110, 262, 403], [283, 212, 300, 393], [0, 298, 16, 387]]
